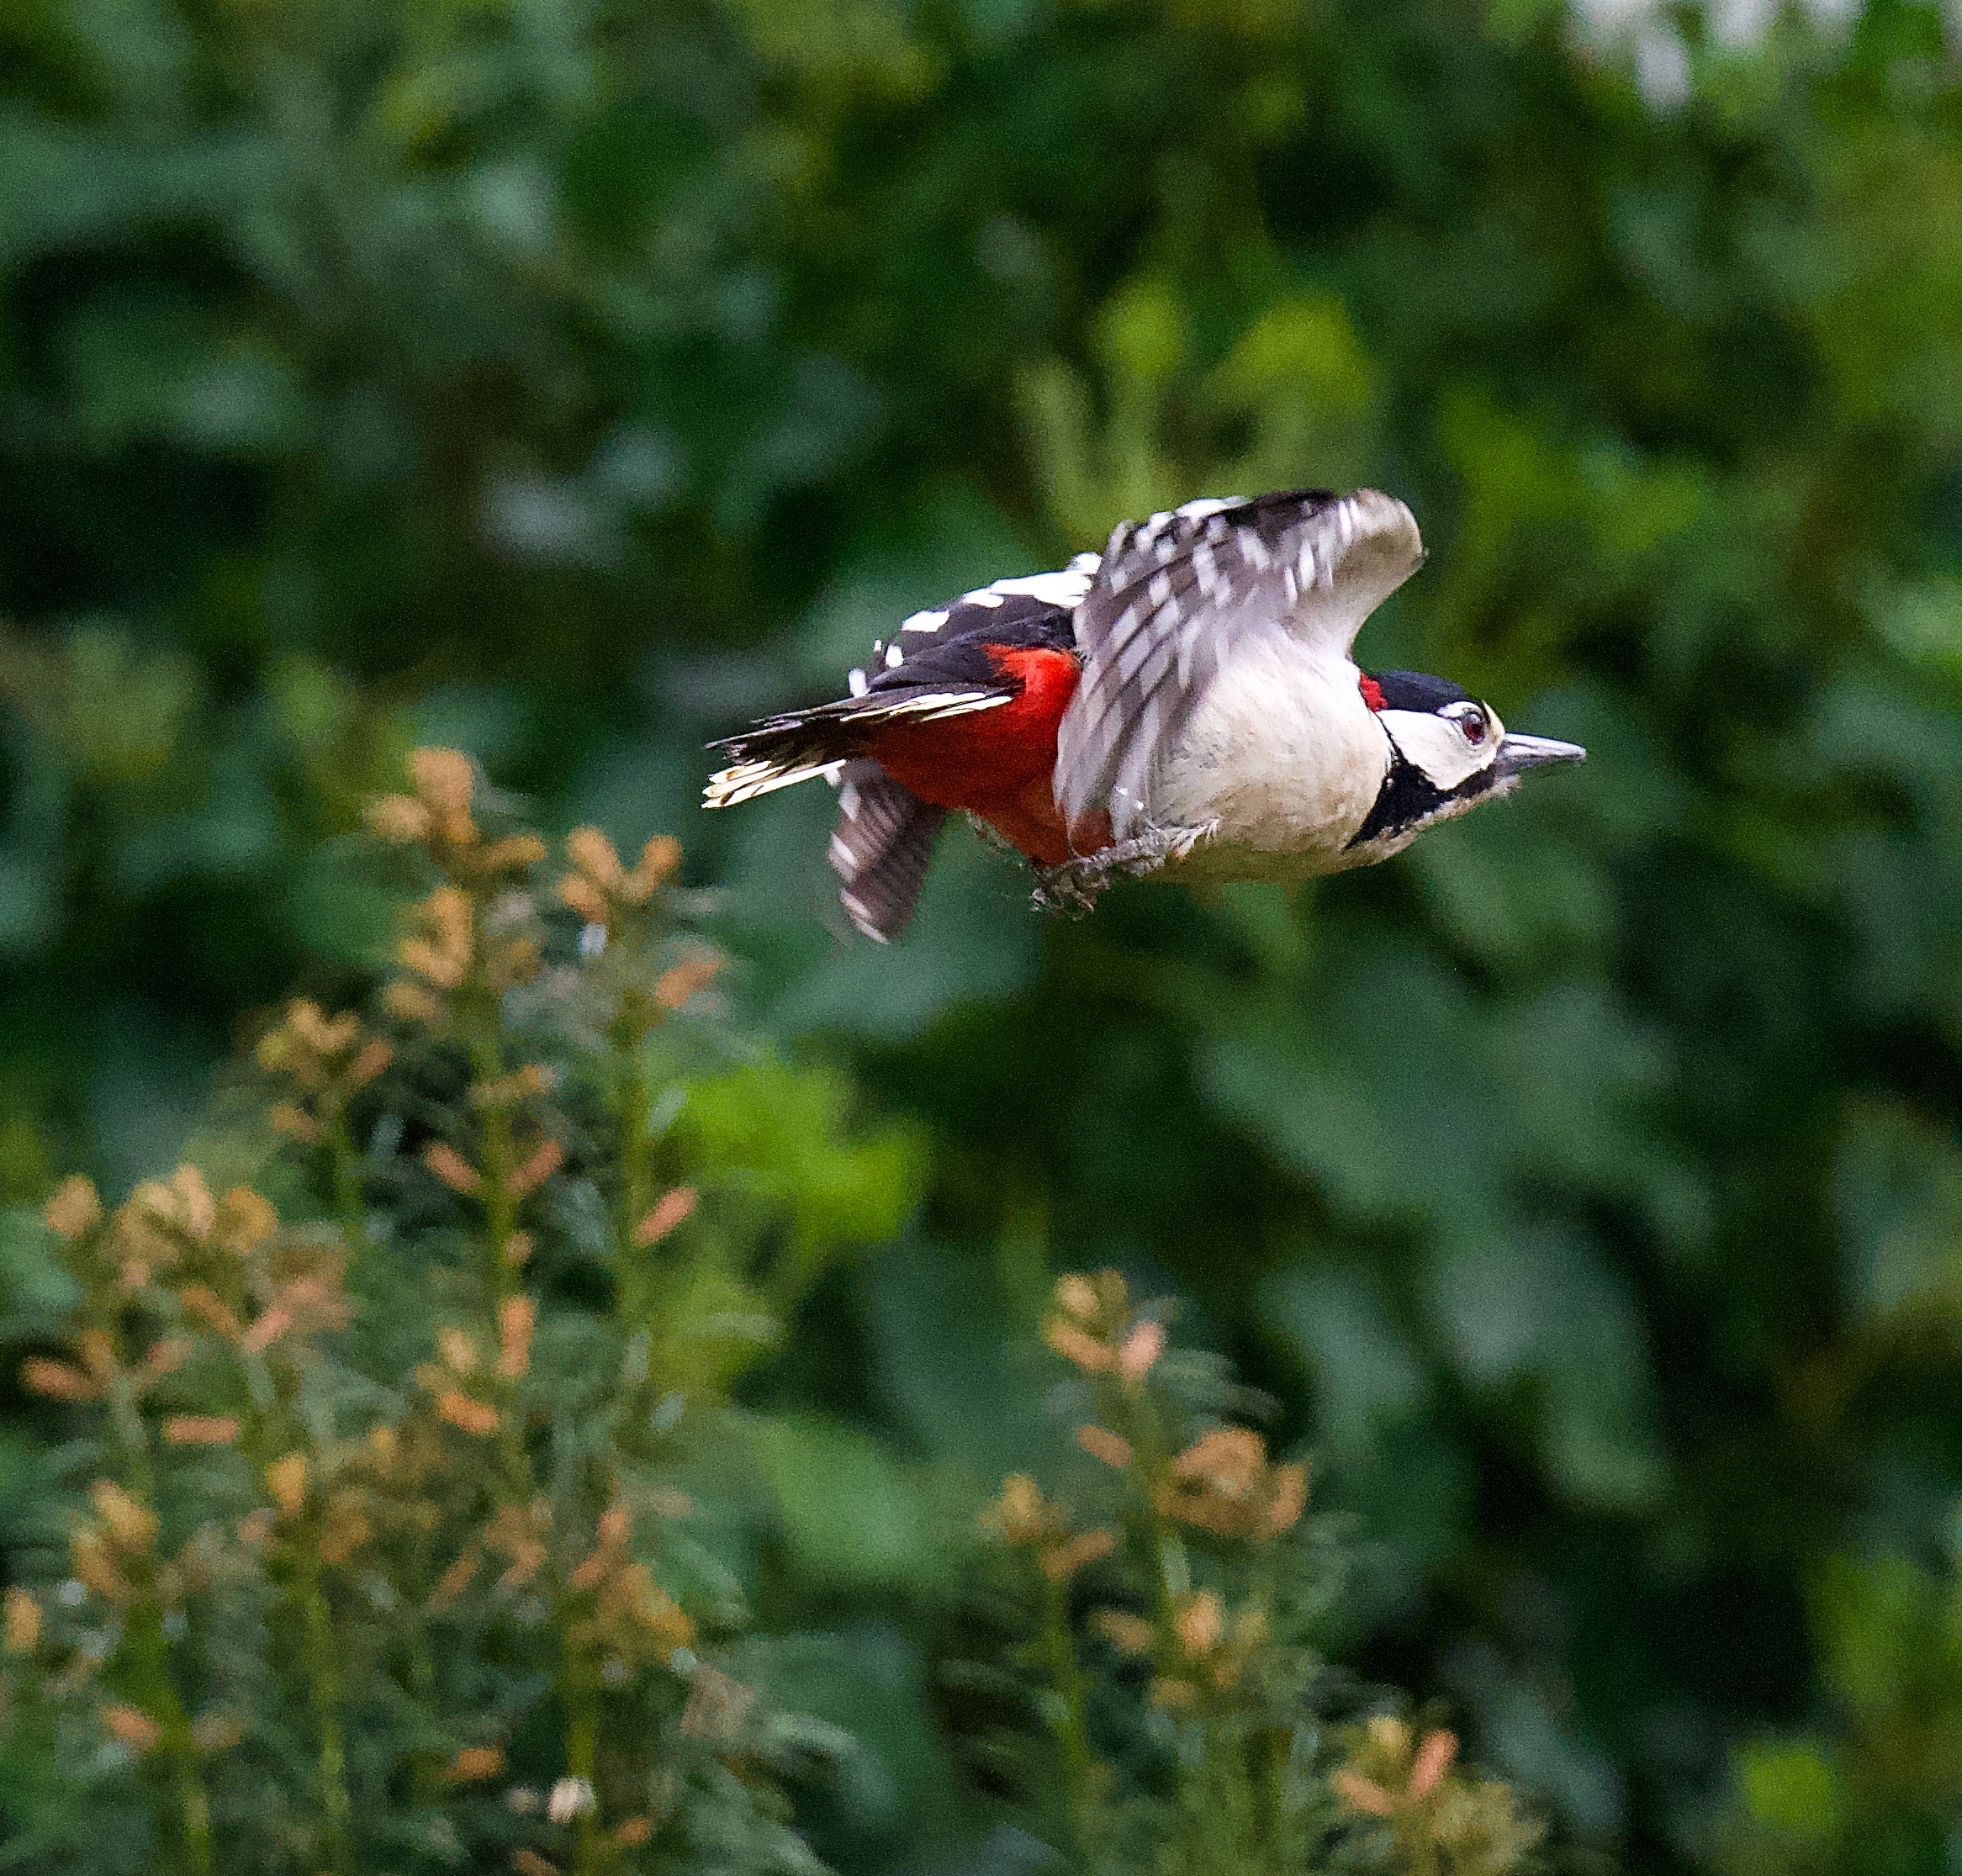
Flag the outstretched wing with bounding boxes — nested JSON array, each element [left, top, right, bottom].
[[1053, 489, 1424, 840], [828, 762, 946, 943]]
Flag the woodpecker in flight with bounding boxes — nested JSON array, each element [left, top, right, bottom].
[[703, 489, 1585, 941]]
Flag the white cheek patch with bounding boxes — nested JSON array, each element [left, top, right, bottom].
[[1378, 708, 1496, 792]]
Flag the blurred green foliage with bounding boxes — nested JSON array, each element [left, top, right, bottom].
[[1716, 1547, 1962, 1874], [2, 0, 1962, 1869]]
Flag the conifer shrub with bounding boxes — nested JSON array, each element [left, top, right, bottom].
[[0, 750, 1535, 1876], [969, 1270, 1539, 1876]]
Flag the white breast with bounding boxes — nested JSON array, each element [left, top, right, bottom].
[[1145, 635, 1390, 882]]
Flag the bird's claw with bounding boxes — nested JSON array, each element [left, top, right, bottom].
[[1030, 865, 1102, 917], [1030, 822, 1216, 916]]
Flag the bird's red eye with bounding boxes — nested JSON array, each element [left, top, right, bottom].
[[1449, 704, 1489, 746]]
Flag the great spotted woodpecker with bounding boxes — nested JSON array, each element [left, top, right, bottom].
[[703, 489, 1585, 941]]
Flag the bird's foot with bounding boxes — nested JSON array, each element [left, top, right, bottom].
[[1030, 822, 1216, 916], [1029, 867, 1100, 917]]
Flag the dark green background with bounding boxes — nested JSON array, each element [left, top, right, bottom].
[[3, 0, 1962, 1868]]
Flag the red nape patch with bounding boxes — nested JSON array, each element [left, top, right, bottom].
[[1359, 674, 1386, 712], [865, 645, 1082, 865]]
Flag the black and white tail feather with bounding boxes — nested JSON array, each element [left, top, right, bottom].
[[699, 686, 1007, 811]]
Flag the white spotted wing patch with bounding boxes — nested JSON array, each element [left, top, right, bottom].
[[1054, 489, 1425, 839], [964, 564, 1098, 607], [843, 555, 1097, 698]]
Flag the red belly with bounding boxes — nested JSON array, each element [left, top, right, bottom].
[[867, 647, 1086, 867]]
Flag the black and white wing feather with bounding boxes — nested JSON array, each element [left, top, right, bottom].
[[827, 762, 945, 943], [1053, 489, 1424, 839]]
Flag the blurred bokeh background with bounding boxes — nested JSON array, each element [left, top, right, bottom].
[[3, 0, 1962, 1869]]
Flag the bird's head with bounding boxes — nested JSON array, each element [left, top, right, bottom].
[[1347, 668, 1585, 858]]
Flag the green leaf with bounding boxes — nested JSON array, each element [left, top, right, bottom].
[[750, 1416, 941, 1589]]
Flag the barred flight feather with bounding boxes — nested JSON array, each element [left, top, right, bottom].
[[827, 761, 945, 942], [1055, 489, 1422, 839]]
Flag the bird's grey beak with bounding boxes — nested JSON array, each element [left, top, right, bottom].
[[1494, 733, 1586, 779]]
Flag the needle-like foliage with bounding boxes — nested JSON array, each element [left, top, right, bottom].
[[966, 1270, 1538, 1876], [0, 749, 918, 1876]]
